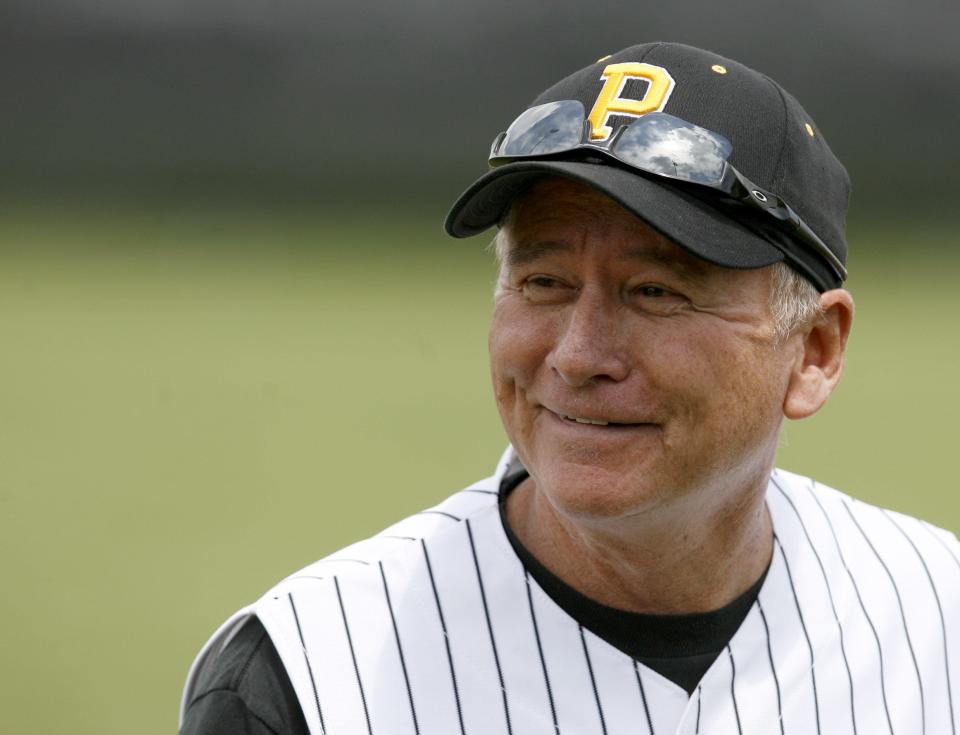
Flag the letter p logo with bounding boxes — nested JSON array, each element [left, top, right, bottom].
[[587, 62, 676, 141]]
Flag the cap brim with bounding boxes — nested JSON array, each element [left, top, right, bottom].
[[443, 160, 785, 271]]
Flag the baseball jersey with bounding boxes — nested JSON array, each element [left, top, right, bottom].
[[182, 447, 960, 734]]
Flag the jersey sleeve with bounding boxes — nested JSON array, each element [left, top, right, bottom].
[[180, 616, 309, 735], [181, 689, 279, 735]]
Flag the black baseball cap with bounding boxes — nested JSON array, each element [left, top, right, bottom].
[[443, 42, 850, 291]]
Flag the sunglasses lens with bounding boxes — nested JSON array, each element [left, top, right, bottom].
[[615, 113, 732, 186], [497, 100, 586, 158]]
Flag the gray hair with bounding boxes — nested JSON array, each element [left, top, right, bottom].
[[491, 229, 823, 342], [767, 261, 825, 342]]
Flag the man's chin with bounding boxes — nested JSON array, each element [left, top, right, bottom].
[[529, 459, 672, 522]]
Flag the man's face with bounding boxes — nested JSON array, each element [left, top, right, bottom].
[[489, 177, 803, 522]]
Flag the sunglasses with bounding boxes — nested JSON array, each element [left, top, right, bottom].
[[489, 100, 847, 288]]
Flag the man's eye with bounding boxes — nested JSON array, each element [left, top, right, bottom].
[[637, 285, 669, 298], [631, 284, 687, 314], [520, 276, 573, 302]]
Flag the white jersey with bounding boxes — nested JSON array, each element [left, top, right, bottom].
[[182, 448, 960, 734]]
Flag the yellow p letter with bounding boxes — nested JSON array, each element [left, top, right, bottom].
[[587, 62, 676, 141]]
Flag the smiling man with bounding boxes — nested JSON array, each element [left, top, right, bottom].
[[181, 42, 960, 735], [488, 176, 843, 619]]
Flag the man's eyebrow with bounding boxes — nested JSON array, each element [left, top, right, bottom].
[[504, 240, 709, 281], [624, 247, 709, 279], [503, 241, 572, 269]]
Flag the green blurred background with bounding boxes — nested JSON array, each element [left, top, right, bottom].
[[1, 2, 958, 733]]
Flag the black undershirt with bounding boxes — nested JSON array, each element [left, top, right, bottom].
[[498, 463, 768, 695], [181, 466, 767, 733], [181, 614, 310, 735]]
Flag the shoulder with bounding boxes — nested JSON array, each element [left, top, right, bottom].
[[234, 461, 513, 734], [182, 449, 516, 730], [276, 470, 503, 586], [769, 467, 960, 608], [290, 445, 514, 578], [251, 468, 507, 644]]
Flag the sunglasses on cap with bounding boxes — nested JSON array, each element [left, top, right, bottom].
[[488, 100, 847, 288]]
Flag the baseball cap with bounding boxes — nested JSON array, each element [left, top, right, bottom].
[[443, 42, 850, 291]]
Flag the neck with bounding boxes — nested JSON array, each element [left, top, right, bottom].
[[504, 472, 773, 615]]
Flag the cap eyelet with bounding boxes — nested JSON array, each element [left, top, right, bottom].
[[752, 190, 768, 202]]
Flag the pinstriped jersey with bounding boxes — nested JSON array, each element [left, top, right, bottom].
[[182, 449, 960, 734]]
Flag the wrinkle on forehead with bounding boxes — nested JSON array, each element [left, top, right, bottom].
[[503, 239, 711, 283], [505, 177, 629, 243], [500, 177, 714, 280]]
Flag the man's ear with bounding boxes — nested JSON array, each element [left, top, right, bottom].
[[783, 289, 855, 420]]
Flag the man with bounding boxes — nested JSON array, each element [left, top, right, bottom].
[[181, 41, 960, 734]]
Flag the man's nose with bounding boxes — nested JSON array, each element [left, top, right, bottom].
[[546, 290, 631, 387]]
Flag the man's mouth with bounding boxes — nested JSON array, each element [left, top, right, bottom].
[[561, 413, 613, 426], [555, 411, 639, 428]]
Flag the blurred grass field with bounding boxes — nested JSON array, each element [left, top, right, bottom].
[[0, 203, 957, 734]]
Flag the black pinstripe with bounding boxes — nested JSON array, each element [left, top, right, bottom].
[[379, 561, 420, 735], [464, 488, 498, 496], [844, 500, 926, 734], [421, 539, 467, 735], [465, 519, 513, 735], [632, 659, 655, 735], [524, 570, 560, 735], [807, 489, 894, 735], [727, 646, 743, 735], [885, 512, 955, 734], [334, 577, 373, 735], [418, 510, 462, 521], [756, 598, 784, 735], [288, 593, 326, 734], [774, 534, 822, 735], [578, 625, 608, 735], [695, 685, 702, 734], [775, 479, 857, 734]]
